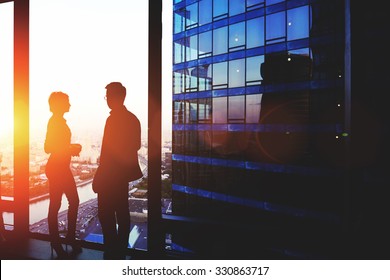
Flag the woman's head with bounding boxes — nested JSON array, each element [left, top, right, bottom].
[[48, 91, 70, 114]]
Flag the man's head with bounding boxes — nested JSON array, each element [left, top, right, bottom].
[[105, 82, 126, 109]]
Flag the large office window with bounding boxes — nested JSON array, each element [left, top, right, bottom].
[[29, 0, 149, 251]]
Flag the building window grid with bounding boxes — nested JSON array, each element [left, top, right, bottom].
[[173, 3, 312, 94], [169, 0, 346, 256], [171, 0, 343, 156], [171, 0, 341, 148], [173, 2, 310, 48], [174, 0, 293, 21]]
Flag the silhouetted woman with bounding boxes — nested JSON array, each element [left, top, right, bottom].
[[44, 91, 82, 259]]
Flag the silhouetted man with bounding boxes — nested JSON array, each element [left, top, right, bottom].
[[92, 82, 142, 259]]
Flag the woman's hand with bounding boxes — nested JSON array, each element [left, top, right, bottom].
[[70, 143, 82, 156]]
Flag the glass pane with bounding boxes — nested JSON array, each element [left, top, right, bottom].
[[212, 97, 227, 123], [174, 39, 185, 64], [213, 0, 228, 20], [186, 35, 198, 61], [173, 101, 184, 124], [228, 95, 245, 122], [229, 59, 245, 88], [0, 1, 14, 229], [186, 67, 198, 92], [289, 48, 312, 81], [246, 94, 262, 123], [174, 8, 185, 34], [213, 26, 228, 55], [246, 55, 264, 85], [29, 0, 149, 252], [266, 11, 285, 42], [212, 62, 228, 88], [287, 6, 310, 41], [198, 98, 212, 123], [229, 22, 245, 51], [199, 31, 212, 58], [199, 0, 212, 26], [229, 0, 245, 16], [173, 70, 185, 94], [185, 3, 198, 29], [198, 131, 212, 159], [247, 17, 264, 48], [185, 100, 198, 124], [198, 64, 212, 91]]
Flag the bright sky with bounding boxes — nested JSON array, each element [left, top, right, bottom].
[[0, 0, 172, 145], [0, 2, 13, 144]]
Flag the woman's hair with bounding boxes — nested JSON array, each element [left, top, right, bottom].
[[48, 91, 69, 113]]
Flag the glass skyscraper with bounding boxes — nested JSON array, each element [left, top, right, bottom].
[[170, 0, 347, 258]]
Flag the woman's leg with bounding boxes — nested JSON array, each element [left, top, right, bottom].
[[46, 169, 68, 258], [63, 171, 79, 241], [48, 183, 63, 243]]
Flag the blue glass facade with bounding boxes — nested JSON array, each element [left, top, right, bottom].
[[171, 0, 346, 257]]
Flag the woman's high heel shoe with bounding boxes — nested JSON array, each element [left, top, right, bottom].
[[50, 242, 69, 259], [64, 237, 83, 256]]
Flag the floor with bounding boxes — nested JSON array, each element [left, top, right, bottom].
[[0, 237, 131, 260]]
